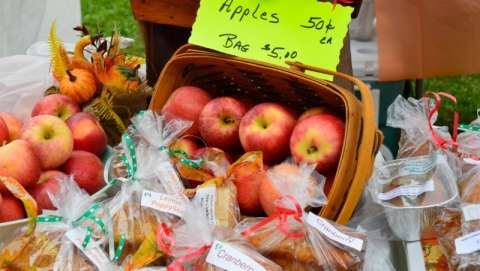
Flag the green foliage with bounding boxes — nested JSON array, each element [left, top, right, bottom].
[[81, 0, 145, 57], [424, 75, 480, 126]]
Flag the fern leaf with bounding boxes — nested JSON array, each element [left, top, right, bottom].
[[109, 31, 121, 56], [49, 21, 68, 80], [93, 90, 126, 133]]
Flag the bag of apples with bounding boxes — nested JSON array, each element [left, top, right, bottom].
[[0, 176, 117, 270], [104, 110, 193, 267], [154, 201, 282, 271], [235, 160, 368, 271]]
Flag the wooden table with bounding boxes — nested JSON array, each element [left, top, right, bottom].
[[130, 0, 360, 90]]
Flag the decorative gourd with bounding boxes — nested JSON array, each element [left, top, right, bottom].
[[59, 69, 97, 104]]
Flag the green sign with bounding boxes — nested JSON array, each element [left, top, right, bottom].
[[189, 0, 353, 80]]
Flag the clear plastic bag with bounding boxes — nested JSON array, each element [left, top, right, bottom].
[[387, 95, 454, 158], [156, 202, 282, 271], [0, 176, 116, 270], [0, 55, 53, 121], [236, 160, 367, 271], [184, 149, 259, 229], [458, 111, 480, 160], [103, 111, 191, 267], [370, 152, 458, 241]]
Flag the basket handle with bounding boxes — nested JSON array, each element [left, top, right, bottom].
[[286, 61, 381, 223]]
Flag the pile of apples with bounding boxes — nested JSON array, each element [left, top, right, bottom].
[[162, 86, 345, 216], [0, 94, 107, 222]]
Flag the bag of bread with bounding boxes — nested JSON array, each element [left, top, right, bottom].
[[0, 176, 117, 270], [434, 201, 480, 270], [155, 202, 282, 271], [458, 111, 480, 161], [235, 160, 367, 271], [185, 150, 264, 228], [387, 92, 457, 158], [370, 152, 458, 241], [101, 111, 191, 267], [105, 143, 188, 266], [106, 110, 192, 184]]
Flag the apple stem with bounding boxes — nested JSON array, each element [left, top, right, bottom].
[[66, 70, 77, 82], [307, 146, 318, 154]]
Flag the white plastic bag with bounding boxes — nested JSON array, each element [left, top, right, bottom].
[[0, 55, 52, 120]]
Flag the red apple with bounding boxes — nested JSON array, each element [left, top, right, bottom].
[[66, 112, 107, 156], [0, 118, 8, 146], [290, 114, 345, 173], [170, 138, 199, 158], [0, 140, 41, 193], [298, 107, 328, 122], [161, 86, 212, 136], [194, 147, 233, 163], [231, 162, 265, 216], [0, 196, 26, 222], [21, 115, 73, 170], [62, 151, 105, 195], [31, 94, 80, 120], [0, 112, 22, 141], [239, 103, 296, 163], [199, 97, 248, 151], [30, 171, 67, 211]]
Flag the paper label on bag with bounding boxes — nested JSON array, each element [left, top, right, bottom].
[[141, 190, 185, 218], [462, 204, 480, 222], [377, 180, 435, 201], [399, 157, 436, 176], [65, 228, 111, 269], [464, 157, 480, 165], [306, 212, 364, 251], [194, 186, 217, 226], [455, 230, 480, 254], [206, 240, 267, 271]]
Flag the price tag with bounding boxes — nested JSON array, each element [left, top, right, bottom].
[[65, 228, 112, 270], [193, 186, 217, 226], [455, 231, 480, 254], [377, 180, 435, 201], [189, 0, 354, 80], [306, 212, 364, 251], [206, 240, 267, 271], [141, 190, 186, 218], [462, 204, 480, 222]]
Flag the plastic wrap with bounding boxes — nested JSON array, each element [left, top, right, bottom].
[[458, 112, 480, 160], [185, 149, 262, 228], [103, 111, 191, 267], [156, 203, 282, 271], [0, 176, 116, 270], [387, 95, 454, 158], [369, 152, 458, 241], [236, 160, 367, 271]]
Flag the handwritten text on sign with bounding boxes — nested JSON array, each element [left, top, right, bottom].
[[189, 0, 353, 80]]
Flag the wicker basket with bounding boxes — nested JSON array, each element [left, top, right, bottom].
[[150, 45, 383, 224]]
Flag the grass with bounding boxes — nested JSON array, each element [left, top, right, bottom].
[[81, 0, 144, 56], [80, 0, 479, 124]]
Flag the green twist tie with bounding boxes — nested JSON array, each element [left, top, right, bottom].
[[112, 234, 126, 262], [72, 203, 102, 227], [121, 133, 137, 176], [459, 124, 480, 132], [37, 215, 63, 223], [160, 145, 204, 169], [82, 227, 92, 249]]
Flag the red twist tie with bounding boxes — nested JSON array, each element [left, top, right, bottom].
[[167, 244, 212, 271], [157, 223, 212, 271], [156, 223, 175, 256], [241, 195, 305, 239], [424, 91, 459, 150]]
